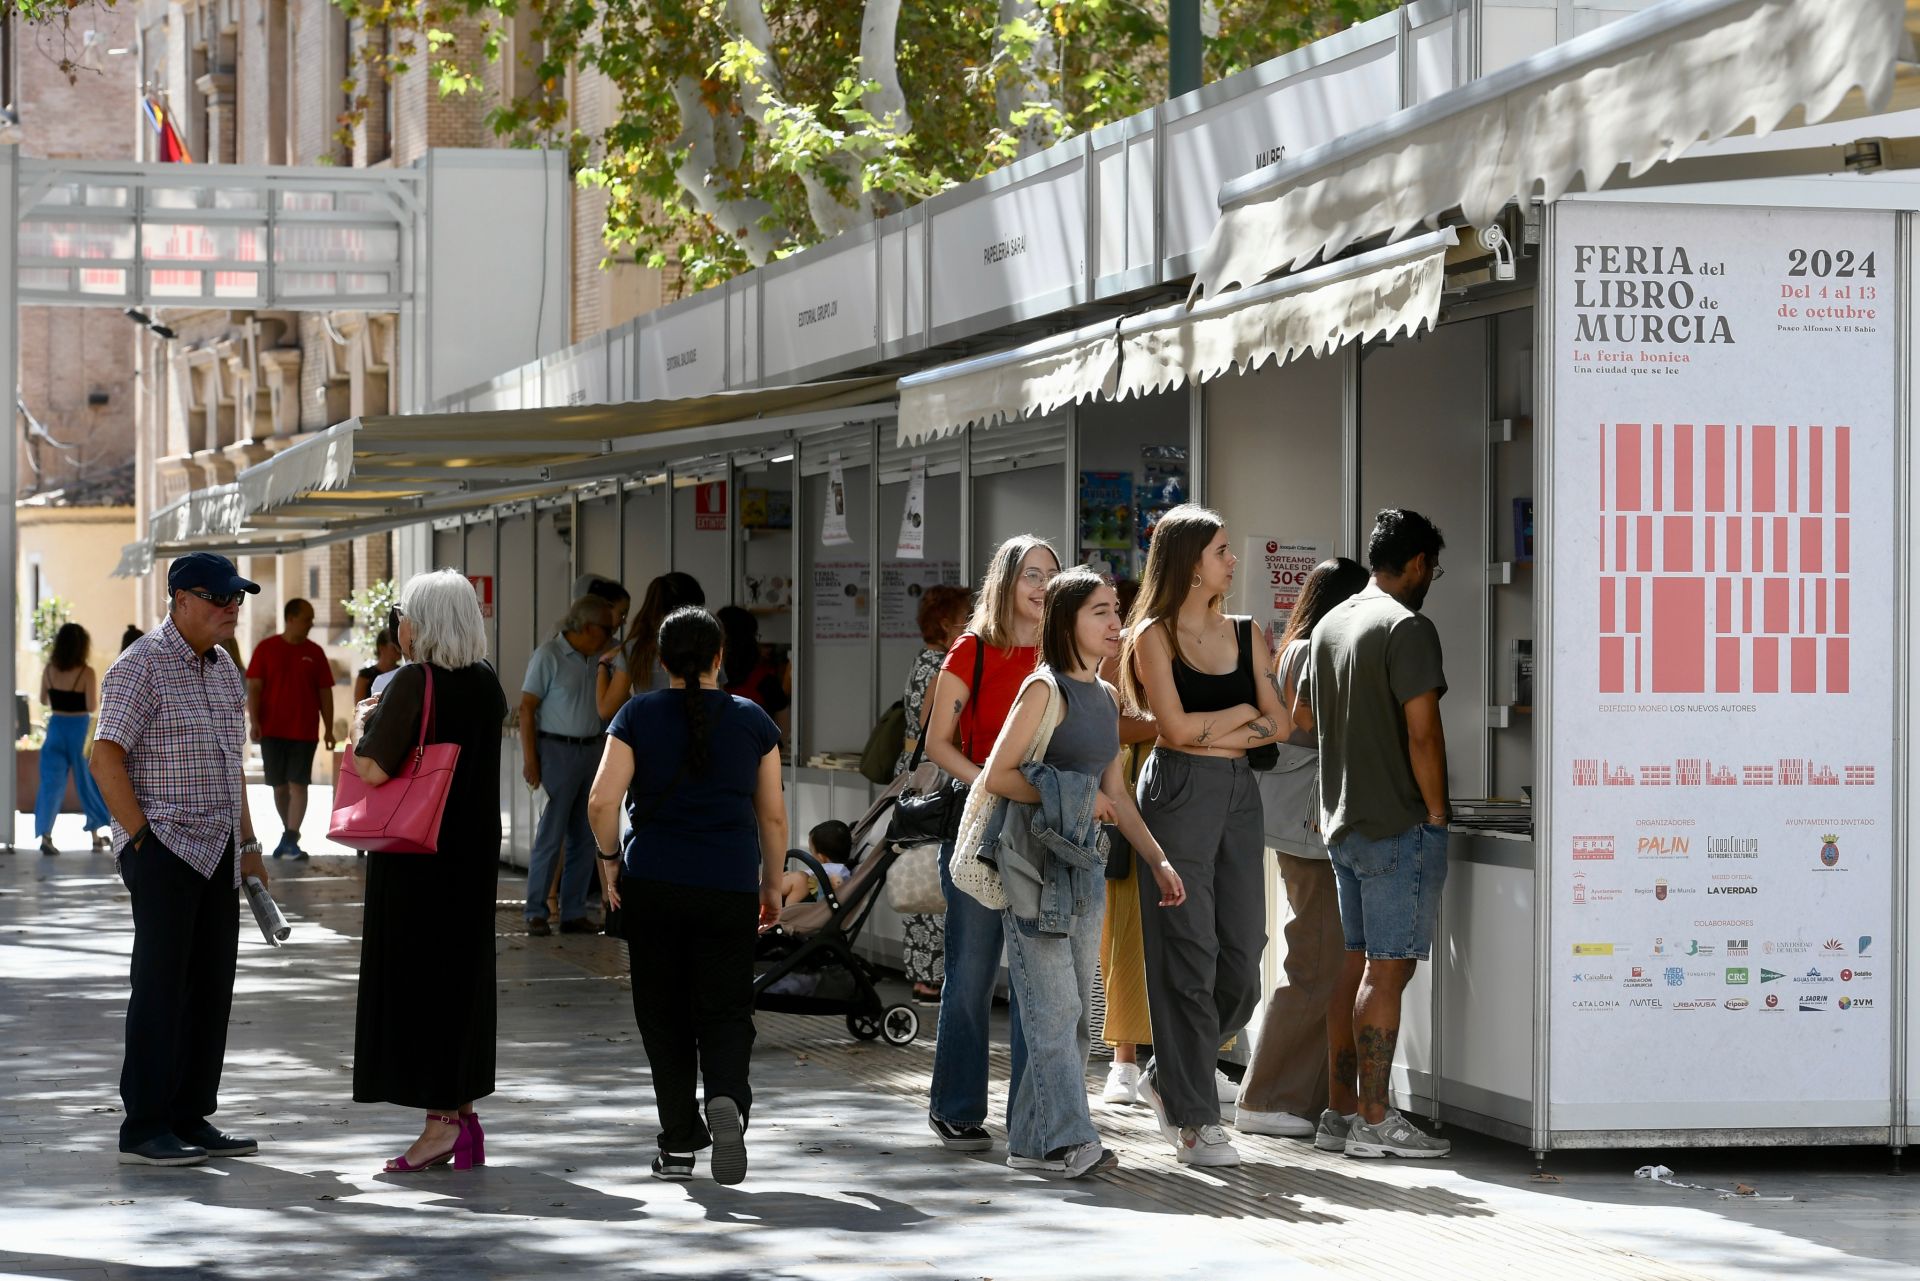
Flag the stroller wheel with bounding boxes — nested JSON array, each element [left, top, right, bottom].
[[880, 1003, 920, 1046], [846, 1013, 883, 1041]]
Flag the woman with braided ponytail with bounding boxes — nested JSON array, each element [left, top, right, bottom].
[[588, 606, 788, 1185]]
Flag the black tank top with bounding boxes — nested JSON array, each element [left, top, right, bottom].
[[1169, 618, 1259, 713], [46, 673, 85, 713]]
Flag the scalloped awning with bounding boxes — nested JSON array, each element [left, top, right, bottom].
[[1191, 0, 1915, 300]]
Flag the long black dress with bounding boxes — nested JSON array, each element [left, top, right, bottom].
[[352, 661, 509, 1109]]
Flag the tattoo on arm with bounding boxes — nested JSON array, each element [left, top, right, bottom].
[[1356, 1025, 1398, 1111], [1266, 671, 1285, 704], [1196, 719, 1216, 746], [1247, 716, 1277, 741], [952, 700, 963, 716]]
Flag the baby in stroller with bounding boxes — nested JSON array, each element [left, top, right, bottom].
[[776, 820, 854, 908]]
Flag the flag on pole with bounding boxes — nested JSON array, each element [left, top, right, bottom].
[[141, 93, 193, 163]]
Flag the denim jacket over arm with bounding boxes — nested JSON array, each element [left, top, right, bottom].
[[982, 761, 1107, 936]]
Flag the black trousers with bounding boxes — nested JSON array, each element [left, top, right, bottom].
[[622, 876, 759, 1153], [119, 838, 237, 1146]]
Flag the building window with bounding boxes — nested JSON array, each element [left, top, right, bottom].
[[308, 566, 320, 598]]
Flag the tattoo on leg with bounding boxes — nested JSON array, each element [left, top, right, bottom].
[[1334, 1048, 1358, 1092], [1356, 1026, 1397, 1110]]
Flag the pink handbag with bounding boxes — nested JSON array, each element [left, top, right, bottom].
[[329, 666, 460, 854]]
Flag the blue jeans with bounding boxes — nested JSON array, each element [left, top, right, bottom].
[[1328, 822, 1451, 960], [1001, 901, 1103, 1159], [36, 714, 109, 838], [525, 738, 599, 923], [928, 837, 1026, 1127]]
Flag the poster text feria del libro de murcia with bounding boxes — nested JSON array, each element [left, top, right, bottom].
[[1549, 201, 1893, 1129]]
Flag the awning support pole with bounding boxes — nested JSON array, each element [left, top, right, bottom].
[[2, 144, 19, 835]]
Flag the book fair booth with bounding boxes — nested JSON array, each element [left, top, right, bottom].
[[123, 0, 1920, 1158]]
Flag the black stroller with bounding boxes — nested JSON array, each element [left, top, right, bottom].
[[753, 788, 923, 1046]]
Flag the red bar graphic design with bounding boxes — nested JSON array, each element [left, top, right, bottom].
[[1763, 578, 1788, 634], [1716, 578, 1732, 634], [1791, 637, 1816, 693], [1635, 637, 1643, 694], [1771, 517, 1787, 573], [1751, 517, 1764, 572], [1653, 424, 1664, 512], [1810, 425, 1823, 514], [1705, 518, 1716, 572], [1835, 426, 1850, 512], [1600, 426, 1608, 513], [1736, 426, 1744, 511], [1836, 580, 1850, 633], [1835, 518, 1849, 573], [1616, 423, 1641, 510], [1600, 637, 1625, 693], [1652, 578, 1705, 693], [1800, 518, 1822, 574], [1815, 580, 1826, 635], [1615, 516, 1627, 571], [1601, 579, 1616, 632], [1664, 516, 1692, 572], [1716, 637, 1740, 693], [1742, 578, 1753, 633], [1636, 516, 1653, 572], [1706, 425, 1726, 512], [1753, 637, 1780, 693], [1827, 639, 1850, 693], [1752, 425, 1776, 512], [1626, 578, 1642, 633], [1788, 425, 1798, 513], [1726, 517, 1741, 572], [1673, 424, 1693, 510]]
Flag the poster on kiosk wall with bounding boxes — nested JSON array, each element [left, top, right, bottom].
[[1548, 200, 1896, 1131]]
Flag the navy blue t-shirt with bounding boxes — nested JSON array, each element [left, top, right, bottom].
[[608, 689, 782, 892]]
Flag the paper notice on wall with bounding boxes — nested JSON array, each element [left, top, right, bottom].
[[812, 561, 869, 642], [882, 560, 961, 639], [1243, 537, 1330, 652], [896, 458, 927, 559], [822, 453, 853, 547], [1546, 200, 1897, 1123]]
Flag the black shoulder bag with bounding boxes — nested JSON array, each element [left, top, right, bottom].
[[887, 634, 986, 845]]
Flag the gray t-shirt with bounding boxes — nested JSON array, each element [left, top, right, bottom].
[[1304, 585, 1447, 845]]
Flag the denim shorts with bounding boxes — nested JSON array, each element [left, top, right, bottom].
[[1326, 822, 1451, 960]]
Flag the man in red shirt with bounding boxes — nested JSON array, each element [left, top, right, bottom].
[[245, 598, 336, 859]]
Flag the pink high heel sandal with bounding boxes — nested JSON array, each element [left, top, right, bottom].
[[383, 1112, 476, 1173], [462, 1112, 486, 1166]]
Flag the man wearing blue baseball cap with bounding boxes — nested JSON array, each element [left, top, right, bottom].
[[90, 552, 269, 1166]]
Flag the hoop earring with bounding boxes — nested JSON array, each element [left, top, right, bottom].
[[1192, 573, 1201, 587]]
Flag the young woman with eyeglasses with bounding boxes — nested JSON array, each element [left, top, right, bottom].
[[920, 534, 1060, 1155]]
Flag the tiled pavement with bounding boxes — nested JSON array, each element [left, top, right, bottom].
[[0, 793, 1914, 1280]]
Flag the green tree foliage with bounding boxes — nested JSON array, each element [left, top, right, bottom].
[[334, 0, 1392, 292]]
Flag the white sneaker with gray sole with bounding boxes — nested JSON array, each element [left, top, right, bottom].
[[1101, 1061, 1142, 1106], [1343, 1109, 1450, 1159], [1177, 1124, 1242, 1167], [1235, 1107, 1315, 1137]]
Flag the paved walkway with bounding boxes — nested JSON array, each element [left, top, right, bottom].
[[0, 794, 1914, 1280]]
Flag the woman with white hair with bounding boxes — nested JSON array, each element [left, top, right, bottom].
[[349, 569, 509, 1173]]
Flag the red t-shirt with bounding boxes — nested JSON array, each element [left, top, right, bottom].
[[245, 634, 333, 741], [940, 635, 1038, 765]]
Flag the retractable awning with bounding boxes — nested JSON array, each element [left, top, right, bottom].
[[897, 229, 1455, 446], [118, 377, 897, 574], [1191, 0, 1917, 299]]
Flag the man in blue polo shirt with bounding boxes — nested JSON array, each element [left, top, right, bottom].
[[520, 595, 616, 936]]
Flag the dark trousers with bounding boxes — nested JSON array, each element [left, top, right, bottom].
[[119, 838, 238, 1146], [622, 876, 759, 1153]]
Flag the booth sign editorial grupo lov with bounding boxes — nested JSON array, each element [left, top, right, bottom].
[[1547, 200, 1897, 1132]]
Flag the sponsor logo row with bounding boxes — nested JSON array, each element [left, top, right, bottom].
[[1570, 994, 1875, 1012], [1569, 834, 1852, 870], [1571, 935, 1871, 960]]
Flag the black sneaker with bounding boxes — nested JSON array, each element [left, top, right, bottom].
[[651, 1152, 694, 1181], [558, 917, 596, 934], [706, 1096, 748, 1186], [526, 918, 551, 937], [173, 1123, 258, 1157], [929, 1116, 993, 1152], [118, 1134, 207, 1166]]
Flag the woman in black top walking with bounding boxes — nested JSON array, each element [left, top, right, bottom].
[[589, 607, 788, 1184], [1118, 504, 1290, 1169]]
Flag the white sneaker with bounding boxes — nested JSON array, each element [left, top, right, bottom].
[[1136, 1069, 1180, 1144], [1102, 1061, 1142, 1106], [1235, 1107, 1315, 1137], [1177, 1124, 1242, 1167], [1006, 1151, 1066, 1174], [1214, 1070, 1240, 1107], [1343, 1109, 1451, 1159]]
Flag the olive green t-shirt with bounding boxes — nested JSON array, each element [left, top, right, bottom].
[[1303, 585, 1447, 846]]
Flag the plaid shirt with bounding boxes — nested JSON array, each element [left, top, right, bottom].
[[96, 617, 247, 885]]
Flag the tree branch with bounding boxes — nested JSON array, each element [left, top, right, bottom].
[[859, 0, 909, 134], [993, 0, 1060, 159], [669, 76, 785, 265]]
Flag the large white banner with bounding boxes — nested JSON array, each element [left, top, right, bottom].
[[1549, 202, 1896, 1128]]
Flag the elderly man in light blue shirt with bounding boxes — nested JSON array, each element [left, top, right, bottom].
[[520, 595, 616, 936]]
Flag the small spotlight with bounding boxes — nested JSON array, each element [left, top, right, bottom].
[[124, 307, 152, 326], [149, 322, 177, 340]]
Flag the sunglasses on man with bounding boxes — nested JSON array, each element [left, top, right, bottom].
[[183, 588, 247, 608]]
